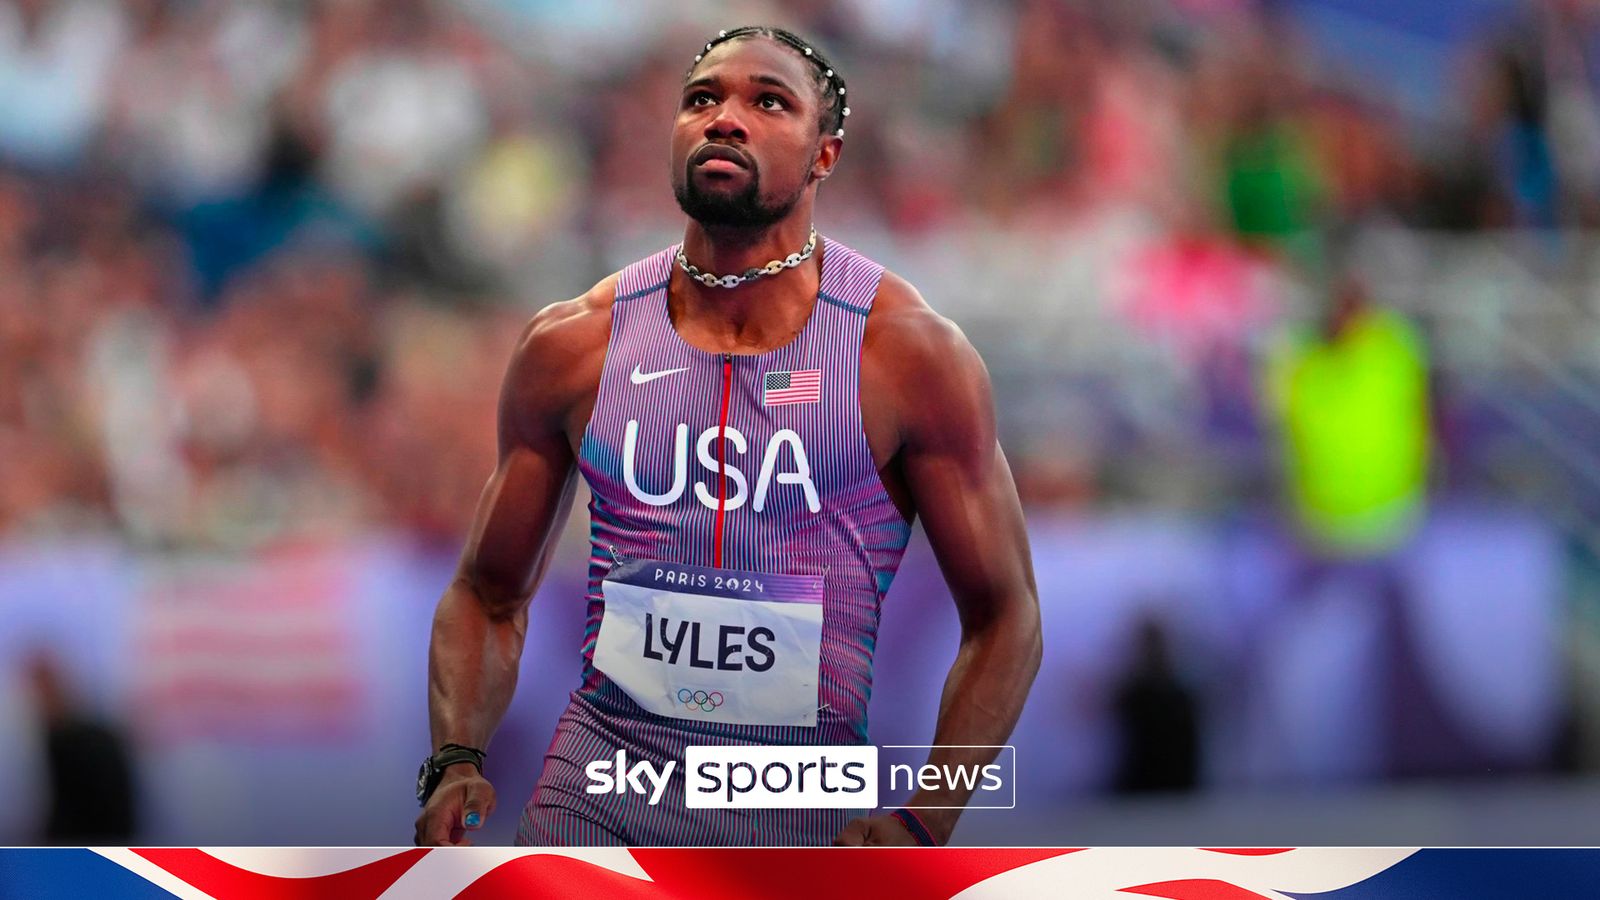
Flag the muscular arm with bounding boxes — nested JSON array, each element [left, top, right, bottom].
[[843, 280, 1042, 845], [427, 379, 578, 754], [418, 291, 608, 844], [902, 322, 1040, 842]]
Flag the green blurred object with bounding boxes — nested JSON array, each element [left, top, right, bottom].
[[1267, 307, 1431, 556], [1223, 122, 1324, 267]]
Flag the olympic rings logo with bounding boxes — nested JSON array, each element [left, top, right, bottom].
[[677, 688, 725, 712]]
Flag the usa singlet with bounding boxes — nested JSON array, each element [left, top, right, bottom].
[[515, 237, 913, 846]]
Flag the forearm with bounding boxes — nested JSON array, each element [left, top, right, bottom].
[[427, 577, 528, 753], [908, 598, 1041, 842]]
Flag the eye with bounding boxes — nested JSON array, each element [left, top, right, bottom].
[[758, 94, 788, 111], [687, 91, 716, 108]]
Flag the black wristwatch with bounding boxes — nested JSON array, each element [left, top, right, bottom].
[[416, 744, 486, 806]]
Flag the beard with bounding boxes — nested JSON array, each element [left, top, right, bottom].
[[673, 157, 804, 229]]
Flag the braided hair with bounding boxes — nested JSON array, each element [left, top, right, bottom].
[[687, 26, 851, 138]]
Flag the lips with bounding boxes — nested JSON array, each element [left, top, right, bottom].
[[692, 143, 750, 170]]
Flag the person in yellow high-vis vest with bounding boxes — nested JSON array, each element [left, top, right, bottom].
[[1265, 278, 1430, 558], [1259, 275, 1439, 780]]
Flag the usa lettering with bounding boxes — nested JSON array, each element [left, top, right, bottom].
[[623, 421, 821, 513], [641, 612, 776, 672]]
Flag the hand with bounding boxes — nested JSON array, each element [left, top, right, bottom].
[[833, 813, 922, 846], [414, 766, 496, 846]]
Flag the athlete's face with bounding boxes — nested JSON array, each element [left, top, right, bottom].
[[671, 38, 841, 229]]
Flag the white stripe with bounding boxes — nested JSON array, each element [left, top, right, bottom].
[[378, 847, 652, 899], [201, 847, 402, 877], [91, 848, 220, 900], [952, 848, 1419, 900]]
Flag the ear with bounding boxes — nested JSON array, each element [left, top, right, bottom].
[[809, 133, 844, 184]]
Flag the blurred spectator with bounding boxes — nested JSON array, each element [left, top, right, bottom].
[[25, 652, 137, 843], [1111, 617, 1202, 794], [1470, 0, 1600, 227], [314, 1, 488, 222], [0, 0, 125, 168], [1209, 19, 1326, 262], [0, 0, 1576, 546], [1262, 273, 1430, 557]]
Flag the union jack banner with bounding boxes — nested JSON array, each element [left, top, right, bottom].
[[763, 370, 821, 406], [5, 846, 1600, 899]]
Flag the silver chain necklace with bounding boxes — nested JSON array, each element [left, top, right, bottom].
[[676, 227, 818, 289]]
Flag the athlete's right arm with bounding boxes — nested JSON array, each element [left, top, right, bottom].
[[415, 288, 610, 846]]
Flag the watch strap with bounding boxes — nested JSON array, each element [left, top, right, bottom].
[[436, 744, 486, 771]]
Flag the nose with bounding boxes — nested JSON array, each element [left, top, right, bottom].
[[705, 106, 747, 142]]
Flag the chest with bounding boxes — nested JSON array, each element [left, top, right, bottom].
[[587, 348, 858, 507]]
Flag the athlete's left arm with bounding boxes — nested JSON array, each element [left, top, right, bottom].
[[837, 290, 1042, 846]]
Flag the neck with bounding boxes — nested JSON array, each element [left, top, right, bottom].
[[671, 218, 824, 352], [679, 218, 815, 279]]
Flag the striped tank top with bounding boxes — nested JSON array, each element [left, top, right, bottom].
[[574, 236, 913, 745], [519, 236, 914, 845]]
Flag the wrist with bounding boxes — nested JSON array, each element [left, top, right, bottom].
[[439, 760, 483, 781], [889, 808, 946, 846], [898, 802, 957, 845], [417, 744, 487, 805]]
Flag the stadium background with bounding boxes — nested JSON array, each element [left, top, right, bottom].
[[4, 0, 1600, 845]]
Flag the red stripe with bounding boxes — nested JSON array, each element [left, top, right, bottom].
[[628, 848, 1080, 900], [453, 854, 665, 899], [133, 848, 426, 900], [1119, 879, 1272, 900], [713, 354, 733, 568]]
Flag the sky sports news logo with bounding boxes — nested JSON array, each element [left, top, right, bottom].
[[584, 745, 1016, 809]]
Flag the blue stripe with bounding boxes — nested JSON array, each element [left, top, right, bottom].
[[819, 291, 870, 316], [616, 278, 670, 303], [0, 850, 180, 900], [1288, 849, 1600, 899]]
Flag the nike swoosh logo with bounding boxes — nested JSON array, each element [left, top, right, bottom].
[[630, 364, 690, 385]]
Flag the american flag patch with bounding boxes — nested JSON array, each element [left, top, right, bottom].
[[763, 369, 821, 406]]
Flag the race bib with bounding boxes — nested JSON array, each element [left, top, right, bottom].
[[593, 559, 824, 727]]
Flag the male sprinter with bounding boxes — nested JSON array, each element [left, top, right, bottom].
[[415, 26, 1040, 847]]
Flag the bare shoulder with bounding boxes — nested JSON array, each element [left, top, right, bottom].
[[860, 270, 994, 456], [862, 270, 988, 388], [515, 275, 617, 366], [500, 274, 620, 439]]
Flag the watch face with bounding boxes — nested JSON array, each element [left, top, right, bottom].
[[416, 760, 433, 803]]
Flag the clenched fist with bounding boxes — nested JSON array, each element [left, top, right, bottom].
[[415, 766, 497, 846]]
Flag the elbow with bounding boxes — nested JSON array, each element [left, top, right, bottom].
[[1018, 597, 1043, 680], [450, 570, 530, 625], [1001, 588, 1043, 683], [965, 590, 1043, 680]]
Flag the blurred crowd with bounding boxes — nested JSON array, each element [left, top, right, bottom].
[[3, 0, 1599, 545]]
